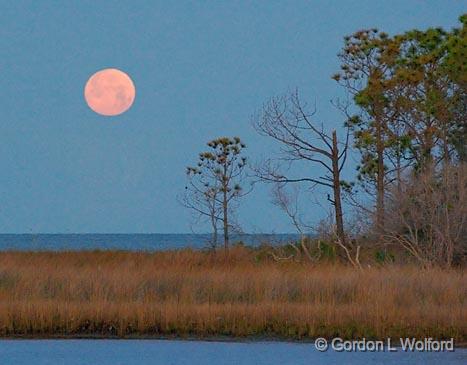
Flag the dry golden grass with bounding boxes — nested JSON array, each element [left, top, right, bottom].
[[0, 247, 465, 340]]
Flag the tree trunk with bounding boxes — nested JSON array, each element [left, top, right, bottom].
[[210, 215, 218, 249], [441, 132, 452, 267], [331, 130, 346, 245], [222, 164, 229, 250], [222, 191, 229, 250], [375, 116, 385, 231], [396, 151, 402, 196]]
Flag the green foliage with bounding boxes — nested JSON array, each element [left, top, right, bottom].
[[339, 180, 354, 193], [184, 137, 249, 248], [186, 137, 247, 195], [375, 250, 395, 264], [335, 14, 466, 185], [318, 240, 336, 260]]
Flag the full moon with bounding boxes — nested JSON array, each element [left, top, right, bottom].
[[84, 68, 135, 116]]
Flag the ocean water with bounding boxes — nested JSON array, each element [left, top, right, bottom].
[[0, 233, 298, 251], [0, 340, 465, 365]]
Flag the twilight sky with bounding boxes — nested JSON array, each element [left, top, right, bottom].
[[0, 1, 464, 233]]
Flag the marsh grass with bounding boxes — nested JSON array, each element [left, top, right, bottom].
[[0, 248, 465, 340]]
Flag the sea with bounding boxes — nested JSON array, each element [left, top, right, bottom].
[[0, 233, 299, 251]]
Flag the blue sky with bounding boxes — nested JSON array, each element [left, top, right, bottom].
[[0, 1, 464, 233]]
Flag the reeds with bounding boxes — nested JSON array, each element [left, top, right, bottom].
[[0, 247, 465, 340]]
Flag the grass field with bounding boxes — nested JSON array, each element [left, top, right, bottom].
[[0, 247, 465, 340]]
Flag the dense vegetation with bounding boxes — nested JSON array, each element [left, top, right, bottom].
[[185, 15, 466, 268], [0, 248, 465, 340]]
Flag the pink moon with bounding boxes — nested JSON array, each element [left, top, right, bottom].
[[84, 68, 135, 116]]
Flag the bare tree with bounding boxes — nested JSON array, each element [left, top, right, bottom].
[[271, 184, 315, 262], [181, 178, 222, 249], [253, 90, 350, 246], [183, 137, 250, 250]]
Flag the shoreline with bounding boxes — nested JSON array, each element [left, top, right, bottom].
[[1, 335, 466, 349]]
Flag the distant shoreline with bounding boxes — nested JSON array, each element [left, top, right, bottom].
[[0, 233, 302, 252]]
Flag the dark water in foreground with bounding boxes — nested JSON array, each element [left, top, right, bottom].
[[0, 233, 298, 251], [0, 340, 465, 365]]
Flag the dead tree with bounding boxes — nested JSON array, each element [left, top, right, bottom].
[[271, 184, 316, 262], [253, 90, 350, 246]]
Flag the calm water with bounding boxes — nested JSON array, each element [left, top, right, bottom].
[[0, 340, 465, 365], [0, 233, 298, 251]]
